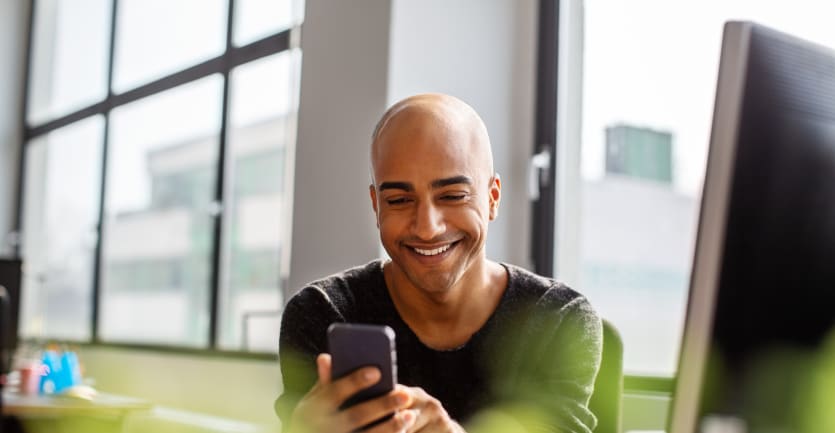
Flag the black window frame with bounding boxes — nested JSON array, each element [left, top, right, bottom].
[[13, 0, 297, 360], [530, 0, 675, 394]]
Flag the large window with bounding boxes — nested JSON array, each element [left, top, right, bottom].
[[20, 116, 104, 341], [17, 0, 302, 354], [545, 0, 835, 380]]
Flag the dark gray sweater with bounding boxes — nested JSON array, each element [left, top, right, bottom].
[[275, 260, 602, 433]]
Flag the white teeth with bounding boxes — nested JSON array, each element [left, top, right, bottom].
[[414, 244, 452, 256]]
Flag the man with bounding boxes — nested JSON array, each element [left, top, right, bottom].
[[276, 94, 602, 433]]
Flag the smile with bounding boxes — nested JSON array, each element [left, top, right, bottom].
[[413, 244, 452, 256]]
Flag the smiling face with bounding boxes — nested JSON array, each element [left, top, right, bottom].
[[369, 94, 501, 298]]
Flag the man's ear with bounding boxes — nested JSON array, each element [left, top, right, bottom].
[[369, 184, 380, 227], [488, 173, 501, 220]]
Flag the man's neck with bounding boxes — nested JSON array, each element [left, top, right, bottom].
[[383, 259, 508, 350]]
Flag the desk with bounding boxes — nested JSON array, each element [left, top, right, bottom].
[[2, 391, 151, 417], [2, 391, 151, 433]]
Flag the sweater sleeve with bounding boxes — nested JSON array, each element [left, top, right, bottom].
[[274, 286, 346, 429], [477, 291, 603, 433]]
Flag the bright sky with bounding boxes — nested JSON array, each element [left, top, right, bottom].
[[583, 0, 835, 196], [581, 0, 835, 374], [29, 0, 301, 214]]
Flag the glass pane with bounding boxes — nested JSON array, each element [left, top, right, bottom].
[[577, 0, 835, 376], [19, 116, 104, 341], [112, 0, 227, 92], [217, 50, 301, 352], [100, 76, 223, 347], [233, 0, 304, 46], [27, 0, 111, 125]]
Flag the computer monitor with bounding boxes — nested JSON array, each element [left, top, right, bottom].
[[669, 21, 835, 433]]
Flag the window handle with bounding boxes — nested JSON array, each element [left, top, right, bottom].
[[206, 201, 223, 217], [528, 148, 551, 200]]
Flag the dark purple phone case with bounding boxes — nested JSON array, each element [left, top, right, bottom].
[[327, 323, 397, 411]]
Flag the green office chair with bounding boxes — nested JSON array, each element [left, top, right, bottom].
[[588, 319, 624, 433]]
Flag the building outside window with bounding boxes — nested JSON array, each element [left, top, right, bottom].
[[566, 0, 835, 380], [18, 0, 303, 354]]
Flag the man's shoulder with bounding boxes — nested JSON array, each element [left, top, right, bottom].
[[303, 260, 383, 291], [503, 264, 599, 326], [498, 264, 602, 356], [504, 264, 580, 301]]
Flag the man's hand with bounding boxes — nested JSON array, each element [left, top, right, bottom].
[[287, 354, 418, 433], [400, 386, 466, 433]]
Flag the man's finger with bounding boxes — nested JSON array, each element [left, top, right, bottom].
[[401, 387, 448, 433], [327, 366, 382, 405], [363, 409, 418, 433], [336, 388, 412, 430], [316, 353, 332, 385]]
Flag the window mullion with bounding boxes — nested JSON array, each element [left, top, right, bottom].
[[207, 0, 237, 350], [13, 0, 37, 259], [530, 0, 559, 277], [90, 0, 120, 343]]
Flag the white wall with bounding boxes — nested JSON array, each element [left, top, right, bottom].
[[0, 0, 28, 257], [286, 0, 393, 291], [388, 0, 538, 268]]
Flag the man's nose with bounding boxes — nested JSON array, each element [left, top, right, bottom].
[[413, 201, 445, 240]]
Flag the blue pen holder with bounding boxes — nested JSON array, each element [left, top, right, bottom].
[[39, 350, 82, 394]]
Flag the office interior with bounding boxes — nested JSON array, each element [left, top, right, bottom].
[[1, 1, 834, 432]]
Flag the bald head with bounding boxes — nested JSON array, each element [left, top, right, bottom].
[[370, 94, 494, 184]]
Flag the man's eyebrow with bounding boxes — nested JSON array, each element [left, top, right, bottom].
[[431, 175, 473, 189], [378, 181, 414, 192]]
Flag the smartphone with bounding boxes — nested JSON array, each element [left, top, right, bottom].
[[327, 323, 397, 410]]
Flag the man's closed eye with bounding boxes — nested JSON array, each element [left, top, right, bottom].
[[386, 198, 412, 205]]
